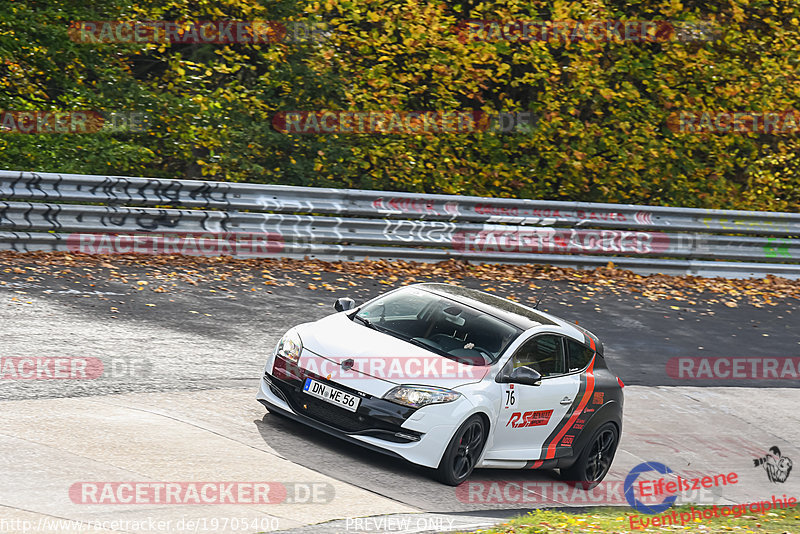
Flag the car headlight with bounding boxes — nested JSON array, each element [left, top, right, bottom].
[[275, 328, 303, 363], [383, 385, 461, 408]]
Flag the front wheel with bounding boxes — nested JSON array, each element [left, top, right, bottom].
[[560, 422, 619, 490], [435, 415, 486, 486]]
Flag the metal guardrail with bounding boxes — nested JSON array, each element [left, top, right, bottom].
[[1, 170, 799, 278]]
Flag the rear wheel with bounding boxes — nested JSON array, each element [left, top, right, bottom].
[[560, 422, 618, 489], [435, 415, 486, 486]]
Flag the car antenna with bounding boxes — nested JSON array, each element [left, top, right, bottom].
[[533, 278, 554, 310]]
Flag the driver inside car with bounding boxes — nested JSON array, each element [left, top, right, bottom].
[[513, 334, 566, 377]]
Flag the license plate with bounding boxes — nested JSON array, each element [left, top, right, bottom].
[[303, 378, 361, 412]]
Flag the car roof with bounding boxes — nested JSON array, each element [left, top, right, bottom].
[[413, 282, 562, 331]]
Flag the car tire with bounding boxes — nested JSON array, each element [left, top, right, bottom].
[[560, 422, 619, 490], [435, 414, 486, 486]]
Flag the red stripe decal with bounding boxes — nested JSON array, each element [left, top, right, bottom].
[[545, 356, 595, 459], [529, 460, 544, 469]]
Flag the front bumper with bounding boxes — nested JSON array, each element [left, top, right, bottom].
[[257, 383, 410, 461], [257, 361, 474, 468], [263, 371, 423, 443]]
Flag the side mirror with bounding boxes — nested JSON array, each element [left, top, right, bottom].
[[500, 365, 542, 386], [334, 297, 356, 312]]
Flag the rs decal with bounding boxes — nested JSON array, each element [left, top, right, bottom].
[[506, 410, 554, 428]]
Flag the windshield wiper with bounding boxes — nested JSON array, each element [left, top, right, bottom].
[[402, 337, 461, 360], [405, 337, 439, 352], [353, 314, 380, 330]]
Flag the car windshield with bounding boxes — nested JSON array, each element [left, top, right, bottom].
[[353, 287, 522, 366]]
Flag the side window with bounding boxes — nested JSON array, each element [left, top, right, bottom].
[[566, 339, 594, 372], [383, 297, 426, 318], [512, 335, 565, 378]]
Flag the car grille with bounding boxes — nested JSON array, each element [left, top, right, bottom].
[[302, 396, 371, 432]]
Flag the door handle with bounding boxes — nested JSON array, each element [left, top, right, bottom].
[[560, 396, 573, 405]]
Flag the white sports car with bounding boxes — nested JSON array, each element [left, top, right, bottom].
[[258, 283, 623, 486]]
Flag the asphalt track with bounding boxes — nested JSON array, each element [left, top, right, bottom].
[[2, 258, 798, 401], [1, 256, 799, 532]]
